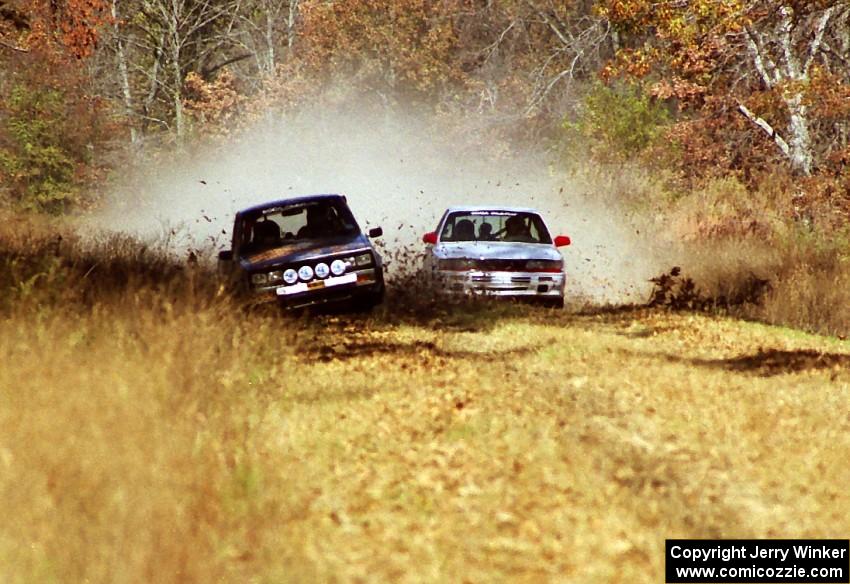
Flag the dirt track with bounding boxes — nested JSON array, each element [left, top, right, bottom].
[[2, 262, 849, 582]]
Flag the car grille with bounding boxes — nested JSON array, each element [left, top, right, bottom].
[[470, 275, 531, 281], [472, 259, 529, 271]]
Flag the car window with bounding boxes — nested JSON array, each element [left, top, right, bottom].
[[439, 211, 551, 244], [240, 200, 358, 253]]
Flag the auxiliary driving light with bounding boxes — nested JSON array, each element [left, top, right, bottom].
[[283, 269, 298, 284], [330, 259, 347, 276], [298, 265, 314, 281], [315, 262, 330, 279]]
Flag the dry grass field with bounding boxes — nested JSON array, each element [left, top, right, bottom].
[[1, 217, 849, 583]]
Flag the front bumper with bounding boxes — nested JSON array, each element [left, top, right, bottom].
[[435, 270, 565, 298], [252, 267, 383, 308]]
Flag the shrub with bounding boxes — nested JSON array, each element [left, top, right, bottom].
[[0, 84, 79, 211], [665, 228, 850, 337], [751, 230, 850, 337], [666, 175, 783, 241], [562, 81, 670, 164], [0, 83, 86, 213], [183, 71, 246, 142]]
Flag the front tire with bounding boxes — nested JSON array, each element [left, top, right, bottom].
[[544, 296, 564, 309], [352, 286, 384, 313]]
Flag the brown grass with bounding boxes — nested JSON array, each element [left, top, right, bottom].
[[627, 173, 850, 338], [652, 234, 850, 338], [1, 216, 849, 582], [753, 236, 850, 336]]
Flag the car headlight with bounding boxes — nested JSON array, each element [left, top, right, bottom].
[[251, 273, 268, 285], [315, 262, 330, 279], [283, 269, 298, 284], [330, 259, 347, 276], [354, 253, 372, 267], [268, 270, 283, 283], [298, 265, 314, 281], [526, 259, 563, 272]]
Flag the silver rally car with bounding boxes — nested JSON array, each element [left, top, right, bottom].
[[423, 206, 571, 307]]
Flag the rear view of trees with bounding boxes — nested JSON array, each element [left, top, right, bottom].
[[99, 0, 305, 144], [0, 0, 111, 212], [740, 2, 850, 176], [599, 0, 850, 179], [3, 0, 850, 212]]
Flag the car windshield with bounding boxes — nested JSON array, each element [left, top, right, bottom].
[[439, 211, 552, 244], [239, 200, 359, 253]]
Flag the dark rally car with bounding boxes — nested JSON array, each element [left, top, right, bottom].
[[218, 194, 384, 309]]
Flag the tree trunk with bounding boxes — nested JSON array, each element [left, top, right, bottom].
[[784, 92, 813, 176], [741, 4, 839, 176], [111, 0, 138, 145], [169, 9, 184, 142], [173, 48, 184, 141], [287, 0, 298, 51], [265, 5, 275, 72]]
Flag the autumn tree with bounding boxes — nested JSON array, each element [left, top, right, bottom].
[[231, 0, 300, 77], [182, 69, 244, 140], [97, 0, 246, 143], [0, 0, 113, 211], [466, 0, 613, 117], [739, 2, 850, 176], [598, 0, 850, 178], [99, 0, 305, 144]]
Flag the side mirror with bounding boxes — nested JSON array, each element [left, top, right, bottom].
[[423, 232, 438, 245], [368, 227, 383, 238], [554, 235, 571, 247], [218, 249, 233, 261]]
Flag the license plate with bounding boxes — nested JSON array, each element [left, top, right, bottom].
[[325, 273, 358, 287], [277, 283, 307, 296], [276, 272, 358, 296]]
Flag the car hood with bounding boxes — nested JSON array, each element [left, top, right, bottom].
[[432, 242, 562, 262], [239, 234, 372, 270]]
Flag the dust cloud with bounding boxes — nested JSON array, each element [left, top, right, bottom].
[[87, 103, 663, 303]]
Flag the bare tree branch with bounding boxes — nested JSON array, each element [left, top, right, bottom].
[[738, 103, 792, 160], [202, 52, 251, 76], [803, 5, 838, 75], [0, 38, 28, 52], [744, 27, 778, 88]]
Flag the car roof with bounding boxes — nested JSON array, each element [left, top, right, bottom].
[[237, 194, 345, 216], [444, 205, 542, 214]]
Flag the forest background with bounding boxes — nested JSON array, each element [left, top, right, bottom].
[[2, 5, 850, 581], [1, 0, 850, 332]]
